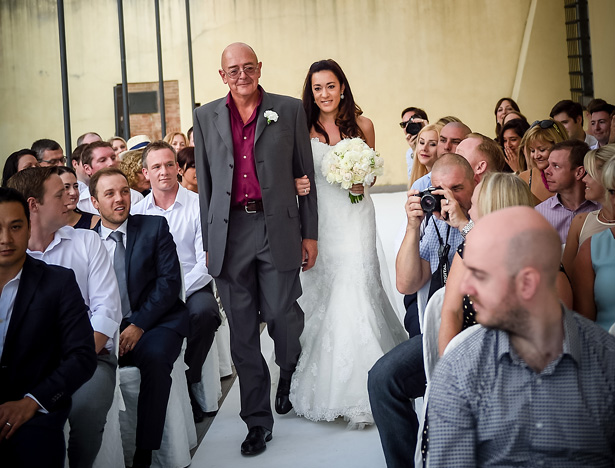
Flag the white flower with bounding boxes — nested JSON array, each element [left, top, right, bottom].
[[264, 110, 278, 125]]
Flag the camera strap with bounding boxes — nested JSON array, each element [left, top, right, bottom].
[[429, 216, 451, 297]]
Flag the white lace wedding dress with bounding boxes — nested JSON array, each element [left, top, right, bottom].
[[290, 138, 407, 428]]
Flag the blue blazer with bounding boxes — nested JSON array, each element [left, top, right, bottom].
[[122, 214, 189, 337], [0, 255, 97, 411]]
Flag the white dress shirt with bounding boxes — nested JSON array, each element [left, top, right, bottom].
[[0, 270, 22, 359], [99, 220, 128, 257], [77, 180, 88, 194], [77, 187, 144, 215], [132, 184, 211, 298], [27, 226, 121, 351]]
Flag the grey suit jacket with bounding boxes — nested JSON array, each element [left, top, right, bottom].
[[193, 88, 318, 276]]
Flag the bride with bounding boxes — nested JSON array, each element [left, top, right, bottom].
[[290, 59, 407, 429]]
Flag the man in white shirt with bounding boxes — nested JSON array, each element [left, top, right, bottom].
[[7, 167, 121, 468], [133, 141, 221, 422], [77, 141, 143, 214]]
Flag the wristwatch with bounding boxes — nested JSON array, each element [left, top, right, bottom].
[[460, 220, 474, 239]]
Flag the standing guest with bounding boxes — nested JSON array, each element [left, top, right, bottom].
[[163, 131, 187, 154], [562, 144, 615, 274], [108, 136, 127, 157], [7, 168, 121, 468], [408, 124, 441, 188], [193, 42, 318, 456], [91, 167, 189, 468], [177, 146, 198, 193], [399, 107, 429, 179], [518, 119, 568, 204], [551, 99, 598, 148], [70, 144, 90, 193], [535, 139, 598, 244], [133, 141, 221, 423], [119, 149, 150, 197], [0, 187, 96, 468], [502, 110, 529, 126], [498, 118, 530, 173], [493, 97, 520, 138], [572, 154, 615, 332], [56, 166, 100, 230], [589, 100, 615, 148], [428, 206, 615, 467], [455, 133, 506, 183], [2, 149, 39, 186], [76, 132, 102, 146], [31, 139, 66, 167], [77, 141, 144, 214], [186, 127, 194, 146]]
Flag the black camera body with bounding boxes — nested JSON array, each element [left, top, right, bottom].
[[405, 120, 422, 136], [419, 186, 444, 213]]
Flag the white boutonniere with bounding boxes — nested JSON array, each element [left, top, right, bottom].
[[264, 110, 278, 125]]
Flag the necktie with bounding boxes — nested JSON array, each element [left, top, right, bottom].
[[109, 231, 131, 318]]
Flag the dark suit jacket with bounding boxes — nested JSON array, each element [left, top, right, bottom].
[[193, 88, 318, 277], [0, 255, 97, 412], [122, 214, 189, 337]]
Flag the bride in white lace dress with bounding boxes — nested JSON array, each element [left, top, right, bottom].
[[290, 59, 407, 429]]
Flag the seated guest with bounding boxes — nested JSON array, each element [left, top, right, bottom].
[[76, 132, 102, 146], [551, 99, 598, 148], [91, 167, 189, 468], [119, 149, 150, 197], [56, 166, 100, 230], [133, 141, 220, 422], [70, 144, 90, 193], [77, 141, 144, 214], [7, 167, 121, 468], [107, 136, 127, 157], [369, 154, 475, 467], [563, 144, 615, 275], [2, 149, 39, 186], [163, 131, 187, 154], [31, 139, 66, 167], [455, 133, 506, 183], [535, 139, 598, 244], [0, 187, 96, 468], [498, 118, 530, 173], [428, 206, 615, 466], [177, 146, 198, 193], [572, 154, 615, 331], [589, 99, 615, 147], [518, 119, 568, 204]]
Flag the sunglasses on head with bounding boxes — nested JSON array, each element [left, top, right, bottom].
[[531, 119, 563, 138]]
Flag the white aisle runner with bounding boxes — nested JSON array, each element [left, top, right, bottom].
[[192, 191, 407, 468]]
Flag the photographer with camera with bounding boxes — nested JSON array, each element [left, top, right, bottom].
[[368, 153, 475, 468], [400, 107, 429, 179]]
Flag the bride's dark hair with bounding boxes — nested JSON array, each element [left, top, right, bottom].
[[302, 59, 365, 145]]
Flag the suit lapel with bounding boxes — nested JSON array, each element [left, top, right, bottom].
[[3, 256, 43, 355], [255, 90, 272, 144], [214, 99, 235, 158], [125, 216, 137, 281]]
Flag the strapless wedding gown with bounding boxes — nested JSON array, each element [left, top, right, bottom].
[[290, 139, 407, 428]]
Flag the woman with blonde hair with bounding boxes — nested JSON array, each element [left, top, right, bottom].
[[438, 172, 572, 354], [563, 144, 615, 274], [108, 136, 127, 157], [518, 119, 568, 204], [163, 131, 187, 154], [408, 124, 442, 188], [119, 149, 150, 196]]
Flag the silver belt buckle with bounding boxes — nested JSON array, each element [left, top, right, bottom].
[[244, 202, 256, 214]]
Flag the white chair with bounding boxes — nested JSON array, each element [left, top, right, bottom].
[[118, 339, 197, 468], [609, 322, 615, 337], [421, 287, 446, 383]]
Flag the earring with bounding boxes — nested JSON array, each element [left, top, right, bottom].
[[341, 94, 345, 99]]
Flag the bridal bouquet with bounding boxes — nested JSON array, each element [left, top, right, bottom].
[[321, 138, 384, 204]]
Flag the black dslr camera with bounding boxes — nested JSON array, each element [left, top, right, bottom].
[[405, 120, 422, 136], [418, 186, 445, 213]]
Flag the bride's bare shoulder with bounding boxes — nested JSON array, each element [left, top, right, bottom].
[[357, 115, 375, 148]]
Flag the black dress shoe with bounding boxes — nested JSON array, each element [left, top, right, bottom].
[[275, 377, 292, 414], [132, 448, 152, 468], [188, 385, 205, 423], [240, 426, 272, 456]]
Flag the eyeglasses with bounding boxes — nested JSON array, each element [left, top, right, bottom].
[[531, 119, 563, 138], [41, 156, 67, 165], [399, 120, 410, 128], [223, 65, 259, 80]]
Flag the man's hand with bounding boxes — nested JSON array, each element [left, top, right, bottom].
[[301, 239, 318, 272], [295, 175, 311, 197], [432, 187, 469, 230], [405, 189, 425, 230], [0, 397, 39, 441], [119, 324, 144, 356]]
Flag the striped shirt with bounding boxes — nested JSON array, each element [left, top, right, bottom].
[[535, 195, 599, 244], [428, 308, 615, 467]]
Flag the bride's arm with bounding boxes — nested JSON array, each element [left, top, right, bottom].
[[357, 115, 375, 149]]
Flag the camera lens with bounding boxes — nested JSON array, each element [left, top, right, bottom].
[[420, 194, 437, 212], [406, 121, 422, 136]]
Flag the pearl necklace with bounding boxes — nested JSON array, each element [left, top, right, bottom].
[[598, 209, 615, 224]]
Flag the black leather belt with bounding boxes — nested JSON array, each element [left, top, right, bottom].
[[232, 200, 263, 213]]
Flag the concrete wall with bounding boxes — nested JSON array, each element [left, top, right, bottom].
[[0, 0, 611, 185]]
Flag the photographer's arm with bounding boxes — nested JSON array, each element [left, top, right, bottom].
[[433, 187, 469, 229]]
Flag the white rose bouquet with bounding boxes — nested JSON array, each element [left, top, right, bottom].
[[321, 138, 384, 204]]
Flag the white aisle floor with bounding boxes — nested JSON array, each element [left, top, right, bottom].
[[191, 191, 408, 468]]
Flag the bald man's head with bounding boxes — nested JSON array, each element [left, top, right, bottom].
[[221, 42, 258, 68], [456, 133, 506, 179]]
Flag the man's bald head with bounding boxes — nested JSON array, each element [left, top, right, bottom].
[[221, 42, 258, 68], [456, 133, 506, 179], [432, 152, 475, 182]]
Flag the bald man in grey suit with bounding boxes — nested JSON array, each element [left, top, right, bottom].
[[193, 42, 318, 456]]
